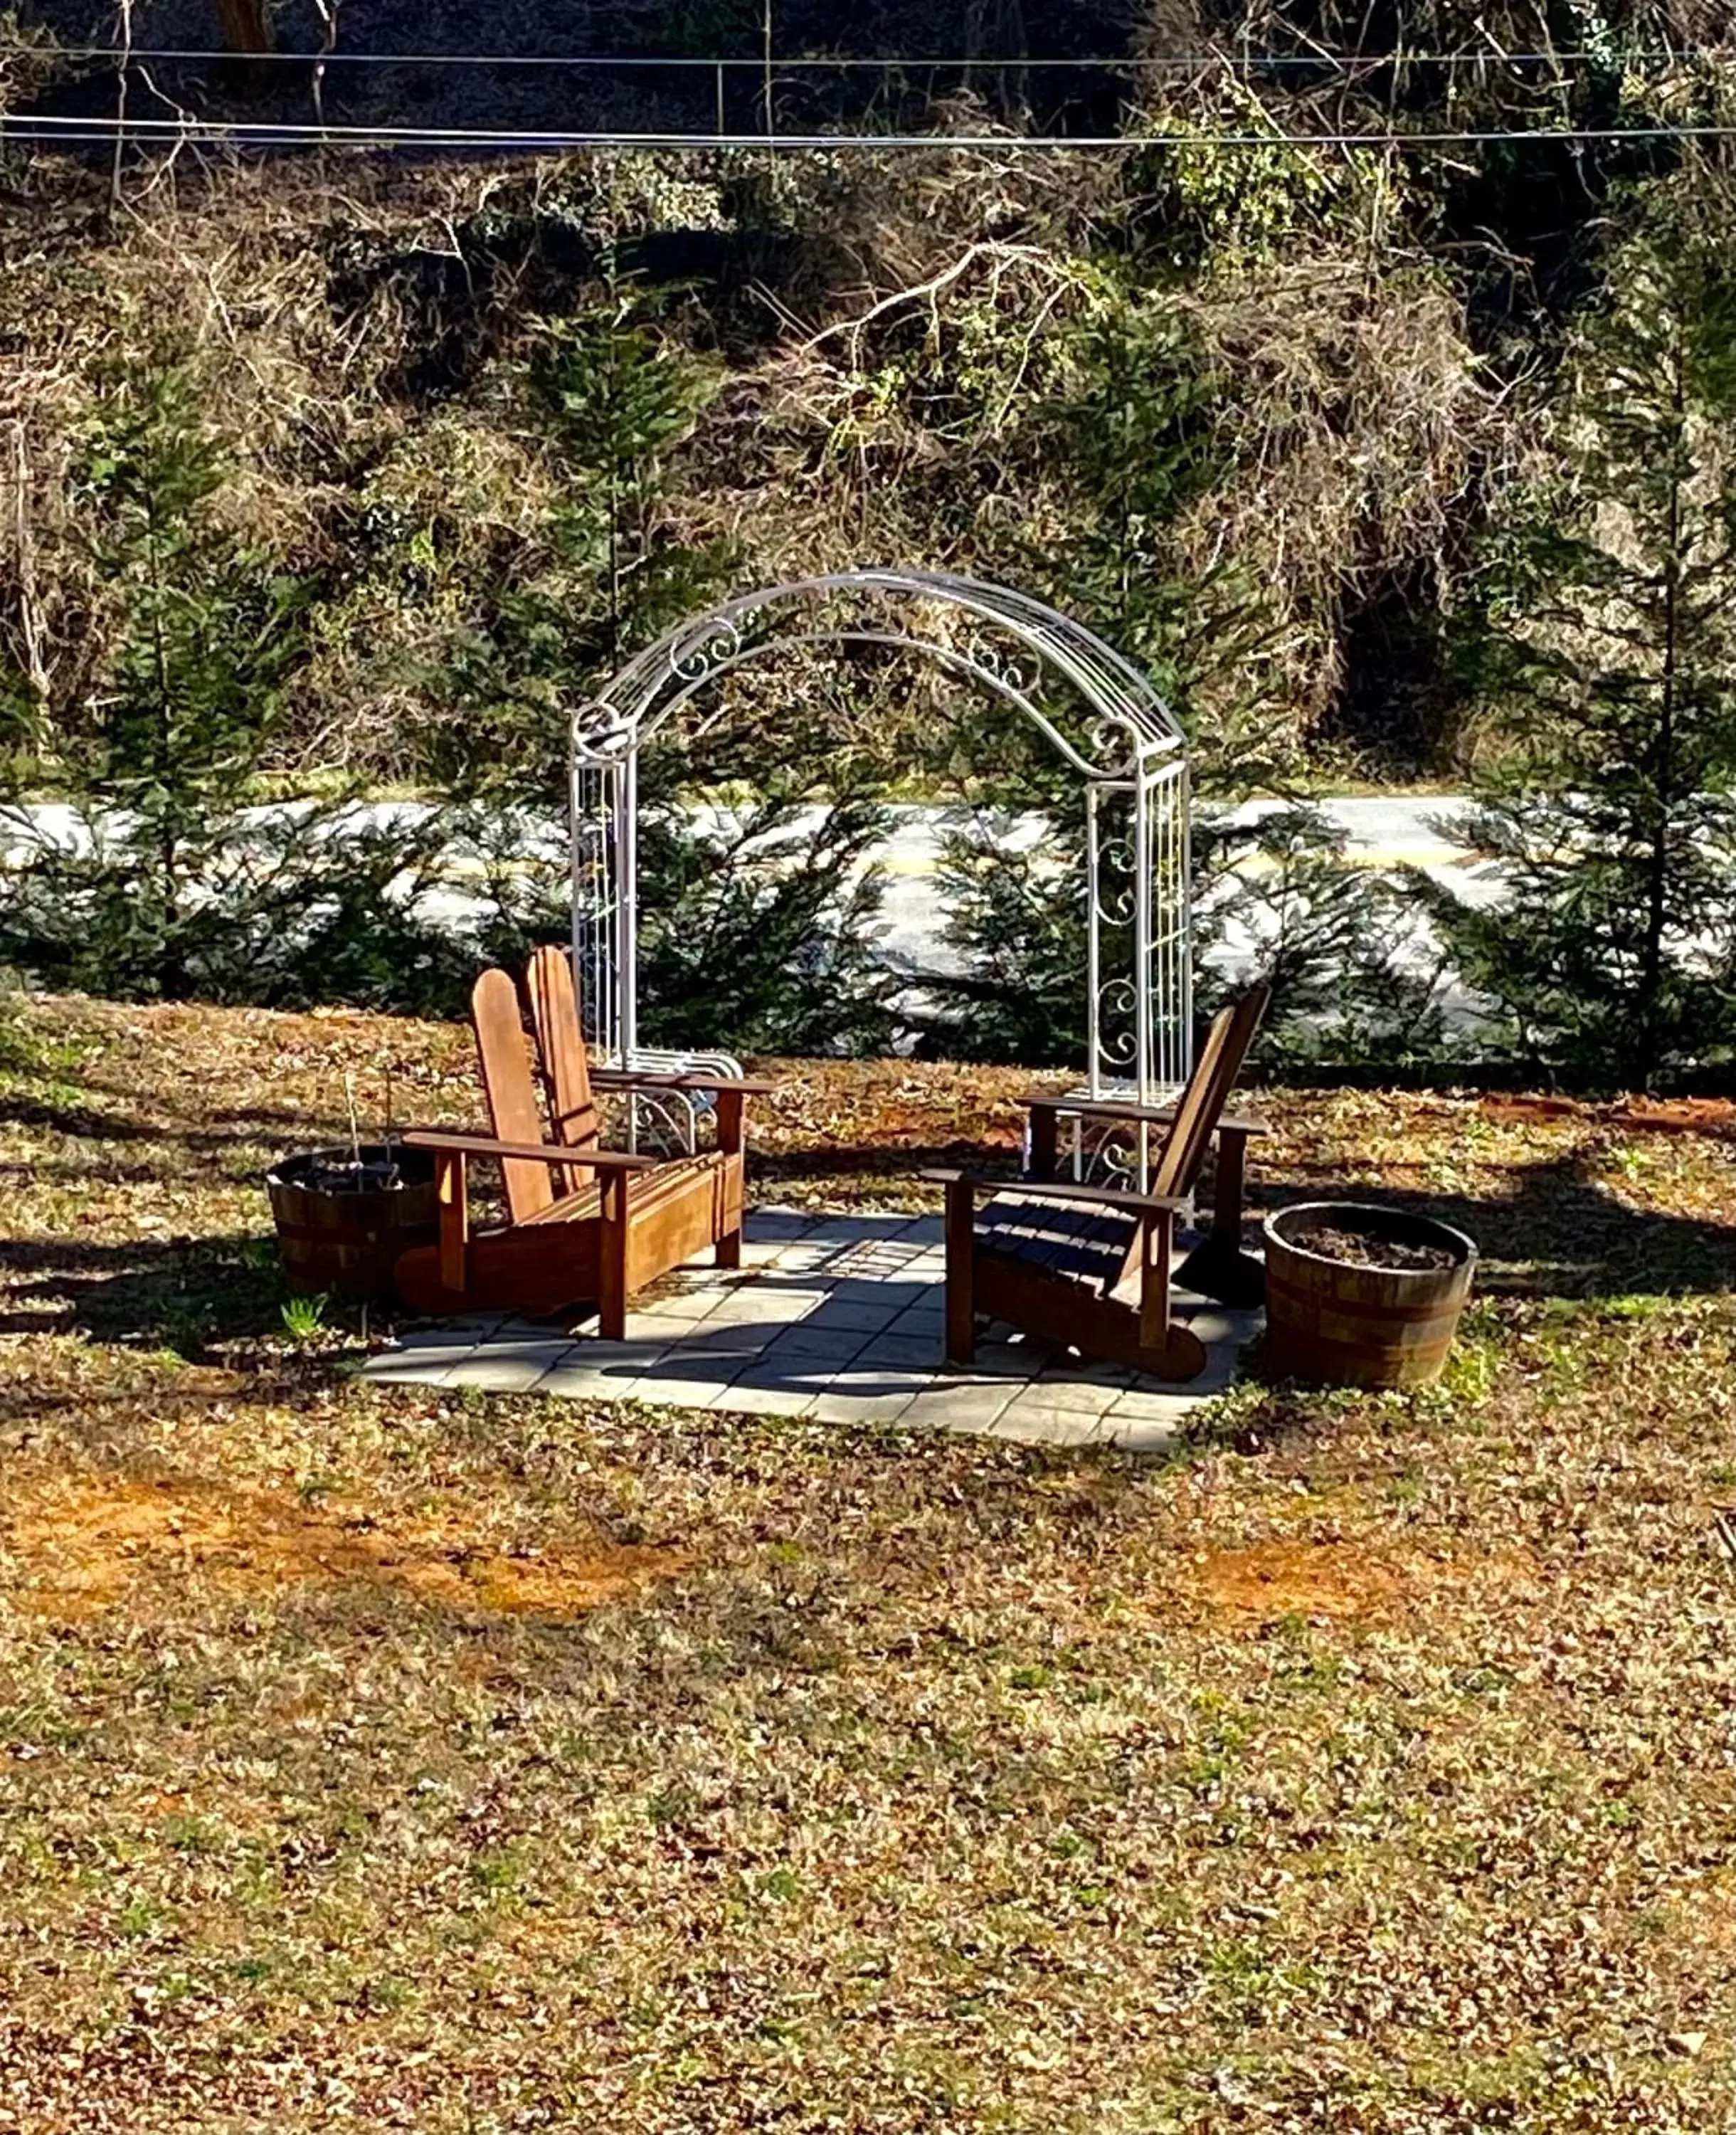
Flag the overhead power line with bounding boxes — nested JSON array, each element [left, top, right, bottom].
[[3, 41, 1734, 71], [6, 113, 1736, 152]]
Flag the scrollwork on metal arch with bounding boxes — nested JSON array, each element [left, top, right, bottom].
[[1094, 974, 1140, 1075], [970, 635, 1042, 705], [1091, 833, 1140, 928], [571, 697, 638, 771], [668, 612, 746, 687]]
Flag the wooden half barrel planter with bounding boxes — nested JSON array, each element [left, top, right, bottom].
[[266, 1144, 440, 1304], [1262, 1201, 1477, 1388]]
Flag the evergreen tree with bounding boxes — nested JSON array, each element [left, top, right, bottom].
[[1425, 183, 1736, 1088], [441, 292, 731, 796], [1194, 804, 1446, 1062], [0, 360, 470, 1010], [455, 299, 904, 1055], [1037, 284, 1276, 773], [929, 281, 1419, 1068]]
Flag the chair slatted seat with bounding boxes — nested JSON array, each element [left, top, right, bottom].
[[975, 1193, 1138, 1285]]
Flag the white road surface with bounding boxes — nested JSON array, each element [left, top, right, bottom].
[[2, 794, 1493, 1008]]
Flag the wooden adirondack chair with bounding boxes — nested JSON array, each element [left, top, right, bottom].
[[393, 960, 770, 1329], [924, 988, 1269, 1383]]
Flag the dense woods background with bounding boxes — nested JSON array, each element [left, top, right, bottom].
[[2, 2, 1736, 1083]]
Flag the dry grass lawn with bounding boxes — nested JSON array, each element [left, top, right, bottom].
[[2, 994, 1735, 2132]]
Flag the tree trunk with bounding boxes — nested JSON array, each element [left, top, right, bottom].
[[214, 0, 272, 54], [1638, 337, 1687, 1091]]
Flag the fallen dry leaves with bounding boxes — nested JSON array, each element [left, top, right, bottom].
[[1, 993, 1735, 2134]]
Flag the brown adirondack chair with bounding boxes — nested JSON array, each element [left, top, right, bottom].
[[924, 988, 1269, 1383], [393, 959, 770, 1329]]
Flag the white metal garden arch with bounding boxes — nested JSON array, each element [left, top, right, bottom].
[[569, 566, 1193, 1110]]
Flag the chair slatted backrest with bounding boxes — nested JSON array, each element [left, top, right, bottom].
[[524, 944, 602, 1156], [1150, 987, 1269, 1204], [1099, 986, 1269, 1291], [471, 966, 556, 1225]]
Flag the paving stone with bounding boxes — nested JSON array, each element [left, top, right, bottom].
[[983, 1399, 1108, 1447], [801, 1296, 904, 1334], [630, 1346, 752, 1386], [1039, 1355, 1136, 1390], [763, 1243, 842, 1275], [356, 1352, 470, 1389], [736, 1352, 840, 1392], [744, 1211, 823, 1240], [1183, 1307, 1266, 1350], [707, 1286, 827, 1324], [443, 1340, 576, 1393], [1108, 1386, 1199, 1422], [637, 1286, 731, 1321], [356, 1325, 487, 1386], [623, 1312, 706, 1346], [620, 1374, 743, 1411], [969, 1340, 1043, 1378], [813, 1364, 933, 1401], [376, 1324, 486, 1356], [852, 1330, 947, 1370], [806, 1389, 918, 1425], [1131, 1349, 1242, 1399], [530, 1363, 625, 1399], [1023, 1374, 1125, 1417], [765, 1324, 871, 1364], [808, 1213, 909, 1238], [714, 1376, 817, 1418], [900, 1383, 1018, 1433], [484, 1317, 563, 1346], [830, 1277, 931, 1307], [677, 1317, 783, 1354]]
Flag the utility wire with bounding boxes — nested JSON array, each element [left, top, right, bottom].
[[2, 41, 1732, 70], [7, 115, 1736, 150]]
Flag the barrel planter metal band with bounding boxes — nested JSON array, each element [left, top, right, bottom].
[[1262, 1201, 1478, 1389], [266, 1144, 440, 1304]]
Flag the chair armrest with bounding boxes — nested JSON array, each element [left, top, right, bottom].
[[591, 1069, 778, 1096], [403, 1130, 654, 1171], [920, 1168, 1188, 1217], [1018, 1091, 1269, 1134]]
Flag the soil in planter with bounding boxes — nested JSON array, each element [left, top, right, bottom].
[[292, 1154, 409, 1195], [1288, 1220, 1458, 1273]]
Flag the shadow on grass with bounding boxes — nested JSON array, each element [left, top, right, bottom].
[[765, 1141, 1736, 1301], [1257, 1156, 1736, 1300], [0, 1090, 168, 1144], [0, 1230, 300, 1359]]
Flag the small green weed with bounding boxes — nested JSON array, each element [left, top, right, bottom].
[[280, 1292, 329, 1342]]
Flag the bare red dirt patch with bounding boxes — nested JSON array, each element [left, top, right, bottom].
[[2, 1472, 684, 1624], [1188, 1540, 1412, 1623]]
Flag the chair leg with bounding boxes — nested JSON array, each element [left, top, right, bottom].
[[1175, 1127, 1266, 1305], [943, 1176, 976, 1364], [715, 1148, 743, 1268], [1210, 1127, 1249, 1250], [598, 1174, 628, 1341], [1137, 1208, 1176, 1354], [717, 1119, 743, 1264]]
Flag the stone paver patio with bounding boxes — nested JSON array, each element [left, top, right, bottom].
[[361, 1208, 1262, 1449]]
